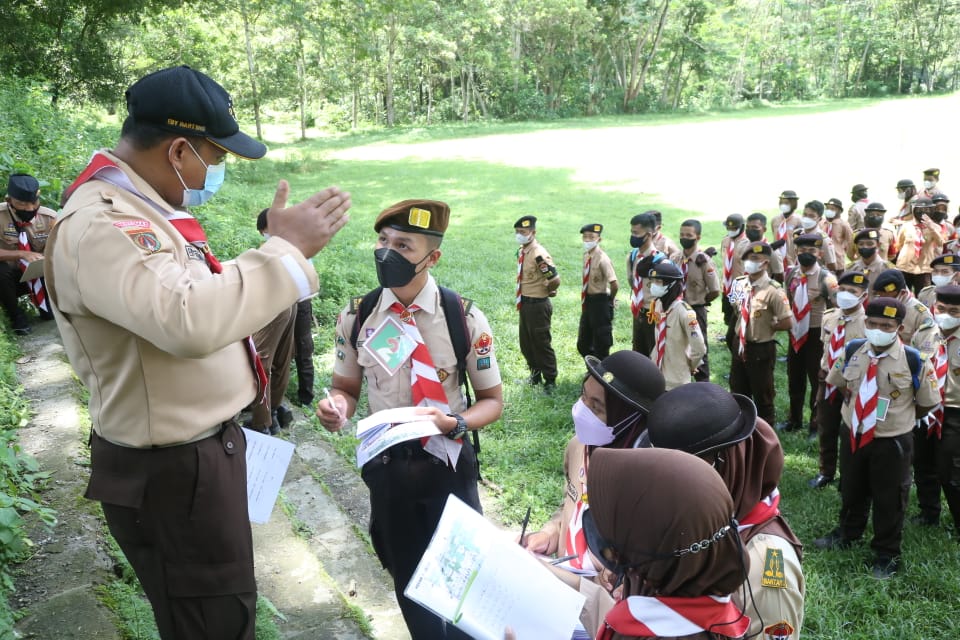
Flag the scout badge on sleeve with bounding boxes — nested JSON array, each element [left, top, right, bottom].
[[363, 316, 417, 375]]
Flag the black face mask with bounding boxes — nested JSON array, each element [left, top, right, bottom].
[[374, 248, 431, 289], [679, 237, 697, 250], [11, 206, 38, 223], [797, 252, 818, 268], [745, 228, 763, 242], [858, 246, 877, 259], [630, 234, 648, 249], [932, 212, 948, 224], [864, 216, 883, 228]]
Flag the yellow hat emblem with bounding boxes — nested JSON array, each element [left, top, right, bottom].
[[593, 225, 601, 232], [946, 256, 955, 264], [521, 219, 531, 228], [650, 270, 658, 278], [883, 306, 897, 318], [883, 283, 896, 292], [603, 371, 615, 384], [853, 275, 864, 284], [753, 245, 763, 253], [409, 207, 431, 229]]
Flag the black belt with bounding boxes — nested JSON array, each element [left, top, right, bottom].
[[520, 296, 548, 304]]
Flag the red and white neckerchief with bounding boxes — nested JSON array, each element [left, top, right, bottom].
[[914, 223, 925, 262], [736, 489, 781, 532], [65, 151, 268, 401], [515, 246, 524, 311], [823, 316, 847, 400], [923, 336, 953, 439], [850, 350, 888, 451], [775, 217, 790, 269], [654, 299, 668, 367], [680, 257, 689, 293], [582, 250, 592, 309], [738, 282, 753, 360], [15, 222, 49, 313], [560, 448, 596, 573], [722, 239, 735, 295], [824, 220, 833, 238], [789, 270, 811, 352], [629, 248, 646, 317], [596, 594, 750, 640]]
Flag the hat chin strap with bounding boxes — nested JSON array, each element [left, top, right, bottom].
[[611, 411, 641, 442]]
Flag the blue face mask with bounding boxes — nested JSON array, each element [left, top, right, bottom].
[[174, 141, 226, 207]]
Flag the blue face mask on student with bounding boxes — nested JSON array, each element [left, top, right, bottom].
[[173, 141, 226, 208]]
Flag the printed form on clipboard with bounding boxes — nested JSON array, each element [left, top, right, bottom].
[[355, 407, 446, 468]]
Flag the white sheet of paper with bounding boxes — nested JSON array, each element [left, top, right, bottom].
[[405, 495, 585, 640], [355, 420, 441, 468], [19, 258, 44, 283], [242, 428, 295, 524], [356, 407, 428, 438]]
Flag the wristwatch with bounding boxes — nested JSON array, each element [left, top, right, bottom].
[[446, 413, 468, 440]]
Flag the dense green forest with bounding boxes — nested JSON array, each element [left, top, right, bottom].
[[3, 0, 960, 137]]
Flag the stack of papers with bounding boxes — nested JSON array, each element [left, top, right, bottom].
[[355, 407, 443, 468], [405, 495, 586, 640]]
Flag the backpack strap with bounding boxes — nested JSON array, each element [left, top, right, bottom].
[[903, 345, 922, 390], [843, 339, 867, 370], [348, 287, 384, 350]]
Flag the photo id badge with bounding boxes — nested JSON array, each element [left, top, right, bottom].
[[363, 316, 418, 376], [876, 397, 890, 422]]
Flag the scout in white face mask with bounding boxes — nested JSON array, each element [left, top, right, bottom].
[[927, 254, 960, 297], [922, 168, 940, 193], [778, 189, 798, 217], [578, 222, 619, 360]]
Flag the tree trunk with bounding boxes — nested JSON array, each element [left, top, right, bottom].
[[296, 28, 307, 141], [240, 4, 263, 140], [635, 0, 671, 104], [384, 15, 397, 127]]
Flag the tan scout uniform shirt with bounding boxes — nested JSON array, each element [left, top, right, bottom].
[[333, 275, 501, 414], [720, 233, 752, 284], [653, 231, 680, 259], [848, 199, 869, 232], [45, 152, 318, 448], [654, 298, 706, 390], [848, 255, 889, 293], [669, 249, 720, 306], [896, 221, 944, 274], [584, 246, 616, 295], [900, 295, 938, 359], [826, 340, 939, 437], [1, 203, 57, 254], [738, 533, 805, 640], [733, 274, 792, 343], [824, 218, 853, 269], [518, 238, 556, 299], [942, 332, 960, 407], [771, 213, 802, 267], [918, 285, 937, 310], [819, 307, 866, 372], [784, 265, 838, 329]]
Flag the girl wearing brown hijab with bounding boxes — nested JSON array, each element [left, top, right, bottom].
[[643, 383, 804, 640], [585, 448, 750, 640]]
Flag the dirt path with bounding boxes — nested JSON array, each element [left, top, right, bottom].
[[9, 322, 415, 639]]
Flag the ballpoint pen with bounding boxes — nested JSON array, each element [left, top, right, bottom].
[[518, 505, 531, 547], [323, 387, 345, 436]]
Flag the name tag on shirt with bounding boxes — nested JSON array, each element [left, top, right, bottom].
[[876, 397, 890, 422]]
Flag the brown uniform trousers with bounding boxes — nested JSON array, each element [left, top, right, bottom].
[[250, 303, 297, 429], [519, 297, 557, 382], [785, 267, 837, 430], [816, 308, 865, 479], [293, 298, 315, 405]]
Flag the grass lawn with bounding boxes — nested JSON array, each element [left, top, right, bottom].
[[198, 103, 960, 639]]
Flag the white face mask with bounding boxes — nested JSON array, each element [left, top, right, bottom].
[[897, 190, 906, 200], [515, 233, 532, 245], [583, 240, 598, 252], [728, 228, 741, 238], [825, 209, 838, 220], [836, 291, 863, 310], [800, 217, 818, 230], [932, 274, 955, 288], [572, 399, 614, 446], [649, 282, 671, 298], [779, 203, 792, 214], [924, 180, 936, 190], [865, 327, 898, 348], [743, 260, 764, 275], [936, 314, 960, 331]]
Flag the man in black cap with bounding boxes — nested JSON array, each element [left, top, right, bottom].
[[772, 189, 801, 270], [895, 196, 943, 295], [318, 199, 503, 639], [643, 383, 805, 639], [810, 270, 869, 489], [578, 223, 617, 359], [514, 214, 560, 391], [870, 268, 938, 358], [918, 284, 960, 534], [781, 234, 838, 435], [919, 253, 960, 309], [47, 65, 351, 640], [1, 173, 57, 335], [797, 200, 840, 272], [816, 297, 939, 579], [823, 197, 853, 264], [921, 168, 943, 199], [728, 242, 793, 425], [848, 184, 870, 232], [856, 202, 897, 263]]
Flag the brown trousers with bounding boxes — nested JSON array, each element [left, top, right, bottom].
[[787, 330, 824, 428], [250, 303, 297, 427], [87, 422, 256, 640], [816, 382, 843, 478], [518, 296, 557, 381], [729, 341, 777, 425]]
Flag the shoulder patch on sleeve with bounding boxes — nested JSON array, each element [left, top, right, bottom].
[[348, 295, 365, 314], [461, 297, 474, 316]]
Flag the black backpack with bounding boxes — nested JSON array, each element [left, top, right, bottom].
[[348, 286, 482, 473]]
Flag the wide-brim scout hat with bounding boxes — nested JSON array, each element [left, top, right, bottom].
[[742, 241, 772, 260], [126, 65, 266, 160], [639, 382, 758, 456], [584, 352, 665, 415], [864, 202, 887, 213], [852, 183, 868, 193], [648, 261, 683, 281], [866, 297, 906, 321], [724, 214, 744, 230], [896, 178, 915, 189], [912, 197, 934, 210], [872, 269, 906, 294], [374, 199, 450, 237], [932, 193, 950, 204], [779, 190, 798, 200], [838, 270, 868, 289], [825, 198, 844, 209], [6, 174, 39, 202], [581, 223, 603, 234], [931, 254, 960, 270]]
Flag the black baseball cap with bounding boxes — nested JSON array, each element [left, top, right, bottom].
[[125, 66, 267, 160]]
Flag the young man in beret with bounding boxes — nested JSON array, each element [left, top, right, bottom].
[[796, 201, 840, 272], [918, 254, 960, 309], [626, 212, 666, 357], [672, 218, 719, 381], [721, 214, 750, 352], [772, 189, 801, 271], [514, 215, 560, 391], [647, 262, 705, 390], [578, 223, 617, 360], [816, 298, 939, 578], [915, 284, 960, 534], [921, 168, 943, 199], [810, 270, 869, 489], [318, 200, 503, 639], [824, 197, 853, 268], [896, 196, 943, 295], [781, 233, 839, 435], [728, 242, 793, 425], [1, 173, 56, 335], [745, 212, 785, 282], [849, 227, 888, 292], [847, 183, 870, 232], [855, 201, 898, 263], [870, 269, 938, 359], [47, 65, 351, 639]]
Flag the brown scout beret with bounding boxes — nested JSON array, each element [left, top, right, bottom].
[[374, 199, 450, 237], [866, 297, 905, 321]]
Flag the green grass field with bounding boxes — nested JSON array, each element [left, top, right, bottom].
[[199, 106, 960, 640]]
